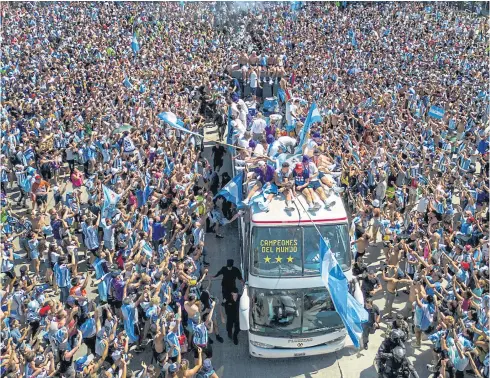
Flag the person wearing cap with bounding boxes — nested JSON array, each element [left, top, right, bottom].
[[292, 161, 318, 211], [193, 358, 219, 378]]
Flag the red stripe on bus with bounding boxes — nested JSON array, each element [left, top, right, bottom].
[[251, 217, 348, 224]]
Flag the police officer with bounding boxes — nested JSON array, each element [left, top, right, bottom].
[[220, 288, 240, 345], [378, 346, 419, 378], [375, 329, 406, 375], [391, 314, 410, 342]]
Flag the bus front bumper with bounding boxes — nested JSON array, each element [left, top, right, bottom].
[[249, 334, 346, 359]]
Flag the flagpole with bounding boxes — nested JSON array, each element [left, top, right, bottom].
[[161, 120, 275, 162]]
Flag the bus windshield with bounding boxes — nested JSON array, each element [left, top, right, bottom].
[[250, 287, 344, 338], [251, 224, 351, 277]]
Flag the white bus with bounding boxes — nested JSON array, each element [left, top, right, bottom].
[[236, 174, 353, 358]]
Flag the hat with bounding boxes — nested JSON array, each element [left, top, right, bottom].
[[249, 140, 257, 149], [202, 359, 213, 372], [464, 245, 471, 251], [302, 155, 310, 163], [294, 163, 303, 171], [168, 363, 178, 373], [461, 261, 470, 271], [257, 160, 266, 167], [35, 175, 41, 179], [266, 134, 275, 144], [372, 199, 380, 208], [468, 217, 475, 223]]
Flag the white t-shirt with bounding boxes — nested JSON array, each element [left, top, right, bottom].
[[250, 71, 258, 88], [303, 138, 318, 156], [237, 136, 250, 149], [233, 119, 246, 136], [251, 118, 267, 134], [254, 144, 265, 156], [286, 103, 297, 125], [417, 197, 429, 213], [277, 136, 297, 148]]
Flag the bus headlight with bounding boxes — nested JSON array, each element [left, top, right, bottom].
[[250, 341, 275, 349]]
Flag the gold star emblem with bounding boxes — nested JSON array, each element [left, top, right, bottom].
[[287, 256, 294, 263], [275, 256, 282, 263], [264, 256, 271, 263]]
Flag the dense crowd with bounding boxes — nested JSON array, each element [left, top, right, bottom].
[[0, 2, 488, 378]]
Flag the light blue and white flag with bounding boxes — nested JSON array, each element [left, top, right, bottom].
[[136, 185, 153, 208], [294, 102, 322, 154], [214, 173, 243, 206], [320, 237, 368, 348], [428, 105, 445, 120], [102, 185, 121, 218], [157, 112, 188, 133], [23, 148, 35, 165], [142, 242, 153, 258], [123, 76, 132, 89], [131, 33, 140, 54]]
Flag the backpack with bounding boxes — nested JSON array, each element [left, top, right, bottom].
[[196, 369, 215, 378]]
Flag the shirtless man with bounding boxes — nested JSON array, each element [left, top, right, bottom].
[[248, 51, 259, 66], [311, 149, 337, 188], [184, 293, 200, 334], [152, 317, 166, 364], [239, 52, 249, 81], [381, 265, 412, 319], [352, 233, 370, 262]]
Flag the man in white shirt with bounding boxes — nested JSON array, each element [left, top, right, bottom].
[[249, 68, 260, 102], [250, 113, 267, 142]]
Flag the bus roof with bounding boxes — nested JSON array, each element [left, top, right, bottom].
[[250, 191, 347, 226]]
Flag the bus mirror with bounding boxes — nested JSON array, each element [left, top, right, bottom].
[[239, 285, 250, 331]]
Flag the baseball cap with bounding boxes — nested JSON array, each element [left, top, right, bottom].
[[257, 160, 266, 167], [202, 359, 213, 372], [294, 162, 303, 171], [168, 363, 179, 373]]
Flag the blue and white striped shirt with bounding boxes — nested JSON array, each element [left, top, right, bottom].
[[84, 225, 100, 250], [54, 263, 71, 288]]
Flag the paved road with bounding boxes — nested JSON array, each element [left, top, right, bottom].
[[173, 125, 434, 378], [7, 123, 433, 377]]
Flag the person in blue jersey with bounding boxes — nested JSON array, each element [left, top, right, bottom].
[[292, 162, 318, 211]]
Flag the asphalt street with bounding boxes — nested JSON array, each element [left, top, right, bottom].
[[7, 123, 433, 378]]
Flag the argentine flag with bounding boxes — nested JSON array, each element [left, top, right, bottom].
[[131, 33, 140, 54], [294, 102, 322, 154], [157, 112, 188, 133], [102, 185, 121, 218], [320, 237, 368, 348], [214, 173, 243, 206], [136, 185, 153, 208]]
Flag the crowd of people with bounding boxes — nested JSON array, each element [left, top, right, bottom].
[[0, 2, 488, 378]]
